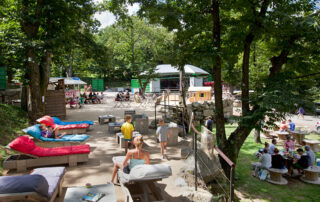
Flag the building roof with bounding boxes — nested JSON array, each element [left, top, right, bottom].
[[188, 86, 212, 92], [49, 77, 87, 85], [142, 64, 209, 76]]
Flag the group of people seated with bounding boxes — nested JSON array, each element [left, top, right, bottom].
[[254, 138, 316, 178], [115, 90, 130, 101], [81, 92, 104, 104]]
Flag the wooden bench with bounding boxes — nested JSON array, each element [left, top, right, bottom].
[[267, 168, 288, 185], [300, 166, 320, 184], [303, 140, 320, 152]]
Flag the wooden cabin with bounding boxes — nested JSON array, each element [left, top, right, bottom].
[[188, 86, 212, 102]]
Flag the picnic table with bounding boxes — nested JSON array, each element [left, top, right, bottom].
[[303, 139, 320, 152], [64, 183, 116, 202], [290, 130, 308, 145], [300, 166, 320, 184], [275, 131, 289, 140], [108, 122, 123, 134]]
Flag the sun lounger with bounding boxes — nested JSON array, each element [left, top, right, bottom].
[[112, 156, 172, 202], [52, 116, 94, 125], [0, 167, 65, 202], [3, 136, 90, 172], [23, 124, 89, 147]]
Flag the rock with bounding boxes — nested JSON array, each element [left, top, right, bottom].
[[175, 177, 188, 187], [182, 188, 215, 202], [182, 147, 221, 183]]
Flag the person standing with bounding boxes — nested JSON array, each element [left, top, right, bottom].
[[206, 116, 213, 132], [298, 107, 304, 119], [121, 115, 135, 154], [156, 119, 169, 159], [305, 146, 316, 167]]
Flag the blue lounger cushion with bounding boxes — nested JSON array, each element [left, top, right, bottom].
[[52, 117, 94, 125], [39, 134, 89, 142], [0, 175, 49, 198], [23, 125, 89, 142]]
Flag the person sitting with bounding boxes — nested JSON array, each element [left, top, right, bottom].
[[257, 142, 269, 155], [269, 139, 277, 155], [92, 92, 98, 104], [115, 91, 123, 101], [111, 135, 150, 183], [290, 148, 309, 175], [124, 90, 130, 101], [283, 136, 295, 152], [288, 119, 295, 131], [88, 92, 93, 103], [279, 121, 288, 132], [305, 146, 315, 167], [39, 124, 65, 139], [271, 148, 285, 169], [253, 149, 271, 177]]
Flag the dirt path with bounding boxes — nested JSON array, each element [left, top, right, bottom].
[[53, 98, 192, 202]]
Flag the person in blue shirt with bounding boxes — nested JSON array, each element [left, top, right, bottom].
[[288, 119, 295, 131]]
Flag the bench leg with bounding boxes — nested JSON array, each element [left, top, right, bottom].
[[69, 155, 77, 167]]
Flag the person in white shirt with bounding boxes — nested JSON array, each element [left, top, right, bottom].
[[253, 149, 272, 177], [269, 139, 277, 155]]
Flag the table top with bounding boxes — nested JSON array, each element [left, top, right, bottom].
[[64, 183, 116, 202], [275, 131, 289, 135], [108, 122, 123, 126], [291, 130, 308, 135]]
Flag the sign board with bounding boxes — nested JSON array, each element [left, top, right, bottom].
[[0, 67, 6, 90]]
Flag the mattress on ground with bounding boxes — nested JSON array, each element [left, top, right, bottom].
[[52, 117, 94, 126], [39, 134, 90, 142], [9, 136, 90, 157], [118, 164, 172, 183], [31, 145, 90, 157], [54, 123, 89, 130]]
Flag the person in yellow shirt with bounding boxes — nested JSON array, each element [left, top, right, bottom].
[[121, 115, 134, 153]]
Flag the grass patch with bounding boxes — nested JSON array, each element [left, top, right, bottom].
[[210, 124, 320, 201], [0, 104, 28, 175]]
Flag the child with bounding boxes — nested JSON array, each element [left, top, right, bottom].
[[156, 119, 169, 159], [39, 124, 65, 139], [121, 115, 135, 153]]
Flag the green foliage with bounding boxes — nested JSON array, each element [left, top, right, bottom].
[[0, 104, 28, 145], [97, 16, 174, 81]]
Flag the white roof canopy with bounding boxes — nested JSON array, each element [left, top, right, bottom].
[[188, 86, 212, 92], [49, 77, 87, 85], [142, 64, 209, 76]]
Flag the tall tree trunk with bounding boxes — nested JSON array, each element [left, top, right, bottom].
[[40, 50, 52, 114], [211, 0, 229, 175], [241, 33, 254, 115], [26, 48, 42, 122]]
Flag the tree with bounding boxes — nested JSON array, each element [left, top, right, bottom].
[[97, 16, 173, 93], [108, 0, 320, 177], [11, 0, 98, 121]]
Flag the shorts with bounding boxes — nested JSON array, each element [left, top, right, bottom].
[[124, 139, 132, 142]]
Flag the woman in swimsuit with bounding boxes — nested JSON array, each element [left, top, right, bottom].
[[111, 135, 150, 183]]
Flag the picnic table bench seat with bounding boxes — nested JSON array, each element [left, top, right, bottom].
[[267, 168, 288, 185], [300, 166, 320, 184]]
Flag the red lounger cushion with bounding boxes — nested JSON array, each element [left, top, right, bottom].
[[9, 136, 90, 157], [54, 123, 89, 130], [37, 116, 54, 127]]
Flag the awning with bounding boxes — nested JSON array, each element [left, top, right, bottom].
[[141, 64, 209, 76], [49, 77, 87, 85]]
